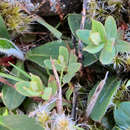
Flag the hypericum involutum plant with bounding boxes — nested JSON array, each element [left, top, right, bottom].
[[76, 16, 130, 65]]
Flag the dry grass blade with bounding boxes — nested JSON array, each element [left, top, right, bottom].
[[86, 71, 109, 118], [50, 57, 63, 114], [0, 77, 16, 89]]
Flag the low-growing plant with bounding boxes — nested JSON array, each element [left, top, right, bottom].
[[0, 0, 129, 129], [76, 16, 130, 64]]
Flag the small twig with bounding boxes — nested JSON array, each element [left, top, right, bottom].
[[0, 77, 16, 89], [78, 0, 88, 61], [86, 71, 109, 118], [50, 57, 63, 114]]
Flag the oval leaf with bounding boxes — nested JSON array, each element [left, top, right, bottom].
[[105, 16, 117, 40], [114, 102, 130, 130], [100, 40, 115, 64], [0, 115, 44, 130]]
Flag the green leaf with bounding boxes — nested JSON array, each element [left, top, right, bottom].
[[63, 63, 81, 84], [83, 42, 104, 54], [44, 59, 63, 71], [63, 72, 75, 84], [89, 77, 121, 121], [16, 81, 42, 97], [0, 15, 10, 39], [105, 16, 117, 40], [82, 52, 98, 66], [100, 40, 116, 65], [126, 80, 130, 88], [69, 52, 78, 64], [26, 41, 65, 68], [114, 102, 130, 130], [92, 19, 106, 41], [115, 40, 130, 54], [24, 60, 49, 85], [76, 29, 90, 44], [0, 73, 24, 82], [1, 62, 25, 110], [68, 63, 81, 73], [2, 85, 25, 110], [36, 16, 62, 39], [15, 74, 44, 97], [68, 14, 91, 37], [59, 46, 69, 65], [9, 62, 31, 80], [66, 86, 73, 101], [0, 125, 9, 130], [0, 115, 44, 130], [89, 32, 102, 45], [112, 126, 121, 130], [0, 38, 24, 60], [42, 87, 52, 100], [30, 73, 44, 91]]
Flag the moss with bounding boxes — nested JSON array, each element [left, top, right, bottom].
[[0, 1, 32, 33]]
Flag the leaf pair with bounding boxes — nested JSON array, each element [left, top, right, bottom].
[[44, 46, 81, 84], [77, 16, 130, 65]]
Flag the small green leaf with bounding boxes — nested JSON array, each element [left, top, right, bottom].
[[100, 40, 116, 64], [89, 32, 102, 45], [76, 29, 90, 44], [42, 87, 52, 100], [69, 52, 78, 64], [115, 40, 130, 54], [36, 16, 62, 39], [0, 115, 44, 130], [9, 62, 31, 80], [126, 80, 130, 88], [105, 16, 117, 40], [83, 42, 104, 54], [1, 61, 25, 110], [2, 85, 25, 110], [15, 73, 45, 97], [0, 38, 24, 60], [26, 41, 65, 68], [112, 126, 121, 130], [63, 63, 81, 84], [68, 63, 81, 73], [30, 73, 44, 91], [63, 72, 75, 84], [44, 59, 63, 71], [59, 46, 69, 65], [0, 125, 9, 130], [16, 81, 43, 97], [114, 102, 130, 130], [0, 72, 24, 82], [68, 14, 91, 37], [0, 15, 10, 39], [92, 19, 106, 41], [66, 86, 73, 101], [82, 52, 98, 66]]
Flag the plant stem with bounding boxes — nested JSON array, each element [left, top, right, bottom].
[[78, 0, 89, 62], [0, 77, 16, 89], [50, 57, 63, 114]]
